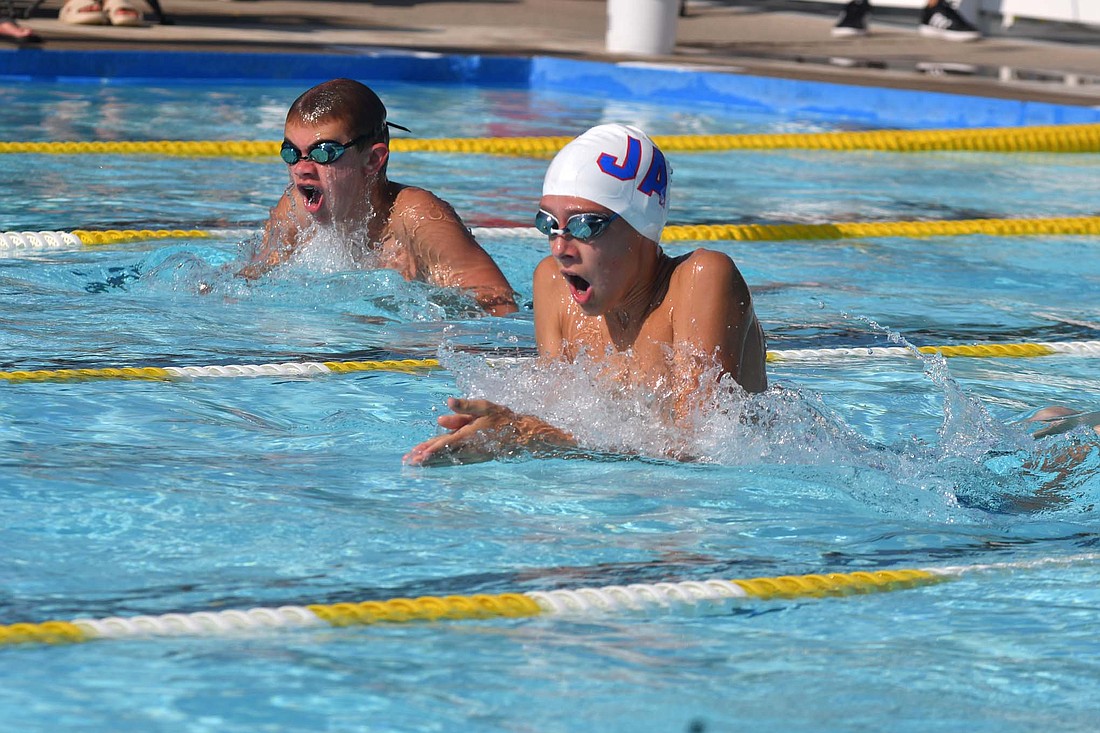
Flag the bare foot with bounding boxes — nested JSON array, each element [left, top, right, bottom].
[[0, 20, 39, 42]]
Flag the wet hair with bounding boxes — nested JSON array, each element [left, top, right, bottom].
[[286, 78, 404, 148]]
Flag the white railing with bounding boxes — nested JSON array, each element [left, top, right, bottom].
[[996, 0, 1100, 26]]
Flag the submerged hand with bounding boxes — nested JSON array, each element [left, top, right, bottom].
[[403, 397, 520, 466], [403, 397, 573, 467]]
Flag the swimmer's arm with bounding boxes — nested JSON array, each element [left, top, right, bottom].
[[406, 193, 517, 316], [236, 191, 299, 280], [403, 260, 582, 467], [403, 397, 576, 467], [673, 250, 768, 394]]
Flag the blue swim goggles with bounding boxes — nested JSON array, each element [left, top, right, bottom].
[[280, 133, 371, 165], [534, 209, 620, 241]]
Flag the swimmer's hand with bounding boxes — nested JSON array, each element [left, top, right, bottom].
[[403, 397, 574, 467]]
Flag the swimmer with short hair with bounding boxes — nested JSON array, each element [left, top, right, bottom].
[[405, 123, 768, 466], [239, 78, 517, 317]]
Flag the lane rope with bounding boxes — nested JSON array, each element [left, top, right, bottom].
[[3, 341, 1099, 384], [3, 123, 1100, 157], [6, 215, 1100, 252], [0, 359, 441, 383], [0, 229, 250, 250], [3, 553, 1096, 647], [660, 216, 1100, 241], [769, 340, 1100, 361]]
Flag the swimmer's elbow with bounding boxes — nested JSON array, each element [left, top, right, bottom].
[[474, 286, 519, 316]]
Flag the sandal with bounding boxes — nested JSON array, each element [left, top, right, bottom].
[[103, 0, 144, 26], [59, 0, 106, 25]]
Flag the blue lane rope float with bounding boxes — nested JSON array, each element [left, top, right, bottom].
[[2, 553, 1097, 648], [5, 216, 1100, 252], [3, 340, 1100, 384]]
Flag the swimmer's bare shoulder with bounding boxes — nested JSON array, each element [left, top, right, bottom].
[[533, 254, 564, 295], [665, 248, 752, 315], [391, 184, 460, 225], [533, 255, 571, 357], [667, 248, 767, 392]]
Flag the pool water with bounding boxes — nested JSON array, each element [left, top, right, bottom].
[[2, 73, 1100, 732]]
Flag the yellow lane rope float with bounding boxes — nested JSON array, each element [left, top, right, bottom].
[[3, 123, 1100, 157], [2, 341, 1099, 384], [659, 216, 1100, 242], [2, 553, 1096, 648], [5, 215, 1100, 251]]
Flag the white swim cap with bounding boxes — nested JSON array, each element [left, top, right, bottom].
[[542, 123, 671, 242]]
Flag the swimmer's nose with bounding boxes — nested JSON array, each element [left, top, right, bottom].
[[550, 233, 575, 258], [289, 159, 322, 182]]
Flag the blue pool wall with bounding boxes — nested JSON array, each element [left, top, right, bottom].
[[3, 48, 1100, 129]]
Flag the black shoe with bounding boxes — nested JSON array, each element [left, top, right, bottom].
[[832, 0, 870, 37], [919, 0, 981, 41]]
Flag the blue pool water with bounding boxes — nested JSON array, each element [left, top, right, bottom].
[[2, 53, 1100, 732]]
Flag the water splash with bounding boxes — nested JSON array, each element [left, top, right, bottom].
[[849, 314, 1031, 460], [254, 219, 368, 274], [437, 318, 1099, 520]]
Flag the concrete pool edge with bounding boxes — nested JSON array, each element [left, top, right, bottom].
[[3, 48, 1100, 129]]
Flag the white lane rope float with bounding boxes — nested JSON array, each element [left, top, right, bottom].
[[3, 553, 1098, 648]]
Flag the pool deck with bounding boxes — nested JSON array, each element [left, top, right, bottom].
[[10, 0, 1100, 106]]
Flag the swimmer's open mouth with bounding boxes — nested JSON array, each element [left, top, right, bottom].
[[298, 185, 323, 212], [564, 272, 592, 304], [564, 273, 590, 293]]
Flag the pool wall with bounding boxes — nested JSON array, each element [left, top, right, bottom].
[[3, 48, 1100, 129]]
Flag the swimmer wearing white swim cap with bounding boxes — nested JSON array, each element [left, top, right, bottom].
[[541, 123, 671, 244], [532, 123, 765, 387], [405, 123, 768, 467]]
